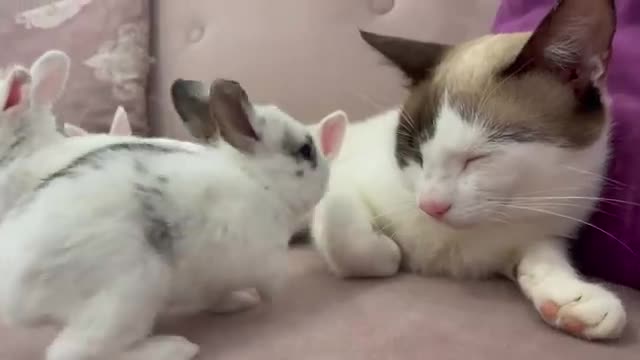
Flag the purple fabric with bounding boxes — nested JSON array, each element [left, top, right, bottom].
[[492, 0, 640, 289]]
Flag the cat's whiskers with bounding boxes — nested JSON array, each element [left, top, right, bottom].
[[487, 208, 509, 224], [508, 186, 584, 197], [500, 203, 638, 257], [351, 92, 392, 113], [474, 60, 529, 125], [351, 91, 419, 134], [494, 195, 640, 208], [504, 200, 619, 218], [562, 165, 631, 191], [384, 212, 423, 240]]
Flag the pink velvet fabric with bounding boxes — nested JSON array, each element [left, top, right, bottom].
[[1, 248, 639, 359], [149, 0, 500, 138]]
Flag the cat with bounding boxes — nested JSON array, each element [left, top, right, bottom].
[[312, 0, 626, 340]]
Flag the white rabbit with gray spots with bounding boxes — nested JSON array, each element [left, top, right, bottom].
[[0, 51, 74, 220], [171, 79, 349, 245], [0, 52, 204, 222], [0, 60, 339, 360], [0, 52, 152, 222]]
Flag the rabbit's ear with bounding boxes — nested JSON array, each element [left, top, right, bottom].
[[1, 65, 30, 112], [171, 79, 216, 141], [64, 122, 88, 137], [208, 78, 258, 153], [109, 106, 131, 135], [29, 50, 70, 107], [314, 110, 348, 160]]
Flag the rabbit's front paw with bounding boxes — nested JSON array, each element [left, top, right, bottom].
[[208, 289, 260, 314], [126, 335, 199, 360]]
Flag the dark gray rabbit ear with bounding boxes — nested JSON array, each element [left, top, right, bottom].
[[170, 78, 218, 141], [208, 78, 259, 153]]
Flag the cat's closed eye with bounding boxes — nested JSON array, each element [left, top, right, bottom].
[[462, 154, 489, 170]]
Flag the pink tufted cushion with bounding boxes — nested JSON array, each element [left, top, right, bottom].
[[149, 0, 500, 138], [0, 0, 151, 135]]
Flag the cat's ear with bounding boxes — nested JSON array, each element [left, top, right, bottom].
[[502, 0, 616, 93], [171, 78, 217, 141], [312, 110, 348, 160], [109, 106, 131, 136], [63, 123, 88, 137], [359, 30, 450, 86]]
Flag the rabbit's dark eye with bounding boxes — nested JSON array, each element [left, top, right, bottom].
[[290, 135, 317, 169], [297, 143, 313, 161]]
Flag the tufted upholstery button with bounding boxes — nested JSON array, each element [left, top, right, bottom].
[[187, 25, 204, 43], [370, 0, 394, 14]]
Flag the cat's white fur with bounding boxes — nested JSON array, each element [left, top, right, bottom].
[[313, 104, 625, 339]]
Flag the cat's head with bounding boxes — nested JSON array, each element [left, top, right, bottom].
[[362, 0, 616, 228]]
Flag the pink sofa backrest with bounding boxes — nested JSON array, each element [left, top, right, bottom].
[[150, 0, 499, 139]]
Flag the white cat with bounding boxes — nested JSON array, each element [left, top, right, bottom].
[[312, 0, 626, 340]]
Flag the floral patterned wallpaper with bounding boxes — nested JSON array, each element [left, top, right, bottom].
[[0, 0, 151, 135]]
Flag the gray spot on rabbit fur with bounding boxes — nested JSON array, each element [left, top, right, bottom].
[[134, 181, 177, 258], [132, 158, 177, 258]]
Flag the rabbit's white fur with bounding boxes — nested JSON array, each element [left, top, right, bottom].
[[0, 52, 72, 219], [0, 58, 202, 221], [0, 53, 330, 360]]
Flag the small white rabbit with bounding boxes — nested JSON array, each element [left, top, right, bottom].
[[0, 64, 341, 360], [171, 79, 349, 245], [0, 52, 201, 222], [0, 51, 73, 219], [63, 105, 132, 137], [0, 52, 67, 159]]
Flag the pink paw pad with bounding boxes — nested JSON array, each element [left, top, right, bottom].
[[539, 300, 586, 336]]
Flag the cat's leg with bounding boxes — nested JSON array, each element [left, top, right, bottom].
[[514, 239, 626, 340], [46, 261, 198, 360], [313, 190, 401, 277], [208, 289, 260, 314]]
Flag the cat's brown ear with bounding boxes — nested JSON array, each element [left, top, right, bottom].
[[359, 30, 450, 86], [503, 0, 616, 94]]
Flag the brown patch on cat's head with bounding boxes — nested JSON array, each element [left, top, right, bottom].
[[360, 0, 616, 168]]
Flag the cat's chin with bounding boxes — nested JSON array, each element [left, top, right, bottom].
[[443, 216, 511, 230], [430, 216, 479, 230]]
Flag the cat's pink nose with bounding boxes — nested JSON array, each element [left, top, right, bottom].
[[419, 200, 452, 219]]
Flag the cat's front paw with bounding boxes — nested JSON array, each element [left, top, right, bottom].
[[524, 276, 626, 340]]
